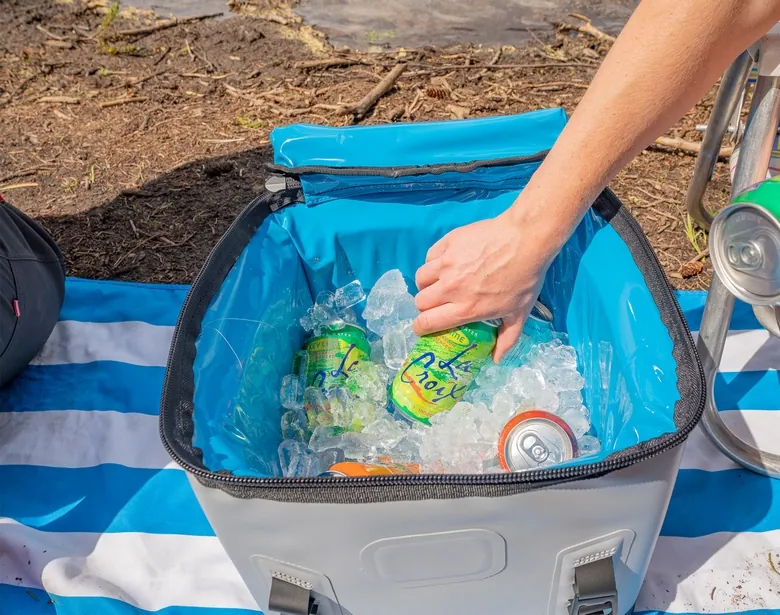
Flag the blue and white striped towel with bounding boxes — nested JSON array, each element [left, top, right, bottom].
[[1, 278, 779, 615]]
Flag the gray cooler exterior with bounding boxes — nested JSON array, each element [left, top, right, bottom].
[[189, 445, 682, 615]]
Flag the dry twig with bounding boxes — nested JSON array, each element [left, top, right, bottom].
[[104, 13, 222, 40], [556, 14, 616, 43], [338, 63, 406, 119], [294, 58, 369, 70], [37, 96, 81, 104], [99, 96, 148, 109], [652, 136, 733, 159]]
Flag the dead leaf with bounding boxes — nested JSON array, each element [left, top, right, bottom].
[[447, 104, 470, 120]]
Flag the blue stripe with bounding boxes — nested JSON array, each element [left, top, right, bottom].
[[61, 278, 187, 326], [715, 370, 780, 411], [0, 585, 259, 615], [2, 363, 165, 415], [0, 466, 213, 536], [663, 469, 780, 537], [675, 290, 762, 331]]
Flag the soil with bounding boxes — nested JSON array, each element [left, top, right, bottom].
[[0, 0, 732, 289]]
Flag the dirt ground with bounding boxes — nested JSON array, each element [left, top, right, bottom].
[[0, 0, 732, 289]]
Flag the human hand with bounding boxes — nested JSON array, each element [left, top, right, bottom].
[[412, 209, 559, 362]]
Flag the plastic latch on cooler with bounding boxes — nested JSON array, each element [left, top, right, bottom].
[[268, 576, 319, 615], [568, 557, 618, 615]]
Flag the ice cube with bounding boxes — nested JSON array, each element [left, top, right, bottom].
[[317, 447, 345, 470], [363, 270, 407, 320], [536, 340, 578, 371], [304, 387, 332, 427], [369, 336, 385, 365], [326, 387, 353, 428], [334, 280, 366, 310], [491, 389, 516, 419], [299, 313, 315, 332], [363, 417, 409, 452], [560, 406, 591, 439], [281, 409, 308, 442], [346, 361, 389, 406], [509, 366, 546, 400], [533, 388, 560, 414], [280, 374, 304, 410], [279, 439, 320, 477], [292, 350, 309, 379], [383, 324, 409, 370], [308, 425, 346, 453], [577, 435, 602, 458], [403, 320, 419, 351], [558, 390, 584, 414], [316, 290, 336, 308], [546, 367, 585, 392], [476, 364, 508, 389]]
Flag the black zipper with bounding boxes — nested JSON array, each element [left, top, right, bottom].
[[264, 151, 549, 180], [159, 163, 705, 491]]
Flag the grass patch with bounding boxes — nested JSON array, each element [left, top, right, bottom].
[[235, 115, 264, 129]]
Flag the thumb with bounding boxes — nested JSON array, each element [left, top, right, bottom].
[[492, 313, 525, 363]]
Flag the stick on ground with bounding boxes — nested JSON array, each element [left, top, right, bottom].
[[37, 96, 81, 104], [558, 14, 616, 43], [294, 58, 370, 70], [99, 96, 148, 109], [104, 13, 223, 40], [339, 63, 406, 119], [652, 136, 733, 159]]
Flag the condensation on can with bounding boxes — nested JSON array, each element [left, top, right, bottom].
[[498, 410, 577, 472], [711, 179, 780, 305], [389, 320, 498, 425], [304, 323, 371, 390]]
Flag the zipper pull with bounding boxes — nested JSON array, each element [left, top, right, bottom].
[[265, 174, 302, 193]]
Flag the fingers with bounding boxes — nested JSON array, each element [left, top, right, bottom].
[[425, 235, 449, 263], [412, 303, 471, 336], [415, 259, 441, 291], [492, 314, 525, 363], [414, 281, 446, 312]]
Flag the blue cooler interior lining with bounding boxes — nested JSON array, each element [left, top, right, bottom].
[[191, 110, 680, 477]]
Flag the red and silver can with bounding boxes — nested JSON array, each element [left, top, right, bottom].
[[497, 410, 578, 472]]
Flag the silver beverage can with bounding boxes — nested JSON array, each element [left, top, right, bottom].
[[710, 180, 780, 305], [498, 410, 578, 472]]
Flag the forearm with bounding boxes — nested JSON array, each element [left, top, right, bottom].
[[510, 0, 780, 252]]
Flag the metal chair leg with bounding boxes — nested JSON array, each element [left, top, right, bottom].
[[697, 74, 780, 478], [685, 51, 755, 230]]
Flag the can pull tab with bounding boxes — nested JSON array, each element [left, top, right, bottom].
[[727, 240, 764, 271]]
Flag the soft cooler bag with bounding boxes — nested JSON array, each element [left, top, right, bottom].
[[160, 109, 705, 615]]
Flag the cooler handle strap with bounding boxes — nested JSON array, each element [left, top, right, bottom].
[[569, 556, 618, 615], [268, 576, 318, 615]]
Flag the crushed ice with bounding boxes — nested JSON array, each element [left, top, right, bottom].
[[276, 270, 602, 477]]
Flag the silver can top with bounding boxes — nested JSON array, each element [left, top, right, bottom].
[[498, 411, 577, 472], [711, 202, 780, 305], [528, 300, 553, 323]]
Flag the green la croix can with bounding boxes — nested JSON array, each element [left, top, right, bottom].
[[389, 320, 500, 425], [303, 323, 371, 391], [710, 176, 780, 305]]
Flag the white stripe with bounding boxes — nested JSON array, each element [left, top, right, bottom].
[[0, 411, 172, 469], [637, 530, 780, 613], [0, 519, 260, 611], [692, 329, 780, 373], [680, 410, 780, 472], [30, 321, 173, 367]]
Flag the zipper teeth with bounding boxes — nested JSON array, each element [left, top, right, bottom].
[[265, 152, 549, 179], [159, 175, 705, 490]]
